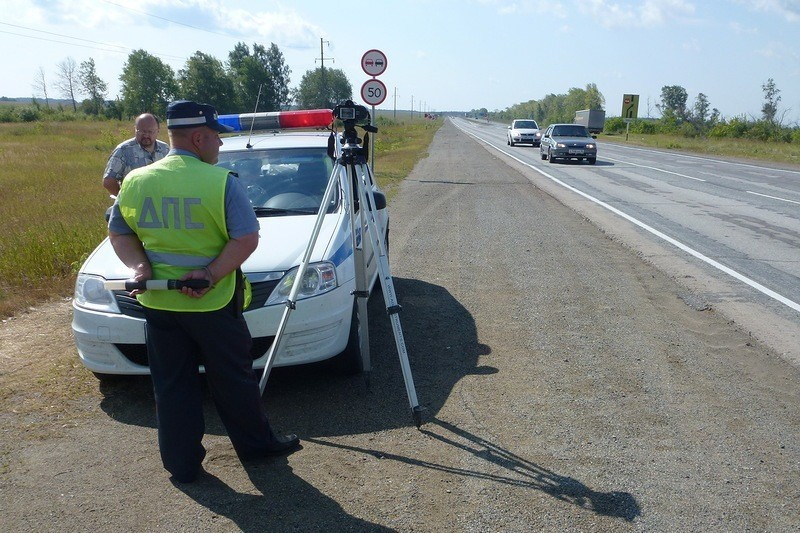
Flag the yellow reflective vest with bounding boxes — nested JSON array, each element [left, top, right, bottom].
[[118, 154, 237, 311]]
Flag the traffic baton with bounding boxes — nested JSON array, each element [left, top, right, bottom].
[[103, 279, 210, 291]]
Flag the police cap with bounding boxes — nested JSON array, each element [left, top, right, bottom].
[[166, 100, 234, 133]]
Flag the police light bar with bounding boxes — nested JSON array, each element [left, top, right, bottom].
[[218, 109, 333, 132]]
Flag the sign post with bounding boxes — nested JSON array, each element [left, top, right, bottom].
[[622, 94, 640, 141], [360, 49, 388, 170]]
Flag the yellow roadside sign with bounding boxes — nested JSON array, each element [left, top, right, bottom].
[[622, 94, 639, 120]]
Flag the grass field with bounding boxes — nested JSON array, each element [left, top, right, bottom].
[[0, 117, 442, 319]]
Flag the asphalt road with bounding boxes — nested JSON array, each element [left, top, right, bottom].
[[453, 117, 800, 366]]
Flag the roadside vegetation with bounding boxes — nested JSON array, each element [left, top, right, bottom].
[[480, 79, 800, 166], [600, 118, 800, 166], [0, 116, 442, 319]]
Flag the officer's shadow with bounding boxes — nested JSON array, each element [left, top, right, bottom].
[[173, 457, 394, 533]]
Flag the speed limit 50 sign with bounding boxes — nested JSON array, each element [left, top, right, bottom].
[[361, 78, 387, 106]]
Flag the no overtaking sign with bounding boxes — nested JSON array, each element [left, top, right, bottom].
[[361, 49, 387, 77]]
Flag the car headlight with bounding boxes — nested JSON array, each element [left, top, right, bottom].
[[586, 144, 596, 149], [266, 262, 337, 305], [556, 143, 567, 148], [74, 274, 120, 313]]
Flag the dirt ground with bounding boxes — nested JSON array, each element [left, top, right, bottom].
[[2, 121, 799, 532]]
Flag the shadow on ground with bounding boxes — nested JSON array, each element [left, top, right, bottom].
[[99, 277, 487, 438]]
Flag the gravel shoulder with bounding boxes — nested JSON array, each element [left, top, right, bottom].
[[1, 120, 799, 532]]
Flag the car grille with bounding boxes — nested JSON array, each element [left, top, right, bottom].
[[115, 336, 276, 367], [112, 279, 280, 367]]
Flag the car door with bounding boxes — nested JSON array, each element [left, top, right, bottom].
[[542, 126, 553, 157]]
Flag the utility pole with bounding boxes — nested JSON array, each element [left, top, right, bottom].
[[393, 86, 398, 119], [315, 38, 334, 108], [411, 95, 414, 120]]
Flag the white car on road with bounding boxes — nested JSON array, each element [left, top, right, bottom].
[[507, 119, 541, 147], [72, 110, 388, 379]]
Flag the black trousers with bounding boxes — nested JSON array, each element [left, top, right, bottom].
[[143, 292, 279, 479]]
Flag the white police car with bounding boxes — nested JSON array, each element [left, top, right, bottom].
[[72, 109, 388, 378]]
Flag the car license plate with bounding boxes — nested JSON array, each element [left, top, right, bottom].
[[568, 149, 584, 155]]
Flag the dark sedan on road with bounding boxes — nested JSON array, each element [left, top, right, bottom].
[[540, 124, 597, 164]]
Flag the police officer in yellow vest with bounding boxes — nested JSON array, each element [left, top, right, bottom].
[[108, 100, 300, 483]]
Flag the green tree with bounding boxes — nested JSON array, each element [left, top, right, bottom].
[[692, 92, 710, 126], [78, 58, 107, 116], [227, 42, 291, 112], [761, 78, 781, 123], [294, 67, 352, 110], [584, 83, 605, 110], [263, 43, 291, 110], [657, 85, 688, 121], [119, 50, 178, 117], [178, 51, 235, 112]]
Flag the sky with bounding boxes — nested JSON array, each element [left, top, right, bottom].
[[0, 0, 798, 122]]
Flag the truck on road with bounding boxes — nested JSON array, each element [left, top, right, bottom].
[[574, 109, 605, 134]]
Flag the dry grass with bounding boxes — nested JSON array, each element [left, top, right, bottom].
[[0, 121, 140, 317]]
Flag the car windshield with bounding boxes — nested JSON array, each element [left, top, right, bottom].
[[515, 120, 538, 129], [217, 148, 337, 215], [551, 125, 590, 137]]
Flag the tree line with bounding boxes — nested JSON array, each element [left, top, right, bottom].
[[3, 42, 355, 121], [477, 79, 798, 144]]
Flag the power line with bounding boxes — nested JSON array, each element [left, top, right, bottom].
[[0, 22, 128, 51], [0, 22, 186, 61], [0, 29, 126, 54]]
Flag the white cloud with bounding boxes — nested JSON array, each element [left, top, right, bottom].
[[682, 37, 701, 52], [746, 0, 800, 22], [729, 21, 759, 34], [581, 0, 696, 28]]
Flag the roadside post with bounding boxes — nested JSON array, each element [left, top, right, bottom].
[[622, 94, 639, 141]]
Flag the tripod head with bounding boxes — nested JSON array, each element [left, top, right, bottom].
[[333, 100, 378, 147]]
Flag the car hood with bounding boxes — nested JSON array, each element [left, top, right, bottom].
[[82, 214, 341, 279], [552, 136, 594, 143]]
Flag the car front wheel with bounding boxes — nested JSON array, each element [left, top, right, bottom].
[[334, 301, 364, 375]]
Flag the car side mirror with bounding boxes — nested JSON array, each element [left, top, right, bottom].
[[507, 126, 511, 129], [372, 191, 387, 211]]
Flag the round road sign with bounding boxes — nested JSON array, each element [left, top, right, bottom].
[[361, 49, 388, 77], [361, 79, 387, 106]]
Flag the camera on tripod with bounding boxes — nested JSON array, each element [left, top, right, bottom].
[[333, 100, 370, 124]]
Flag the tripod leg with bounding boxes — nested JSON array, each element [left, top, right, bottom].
[[346, 172, 372, 380], [258, 162, 342, 395], [352, 162, 423, 427]]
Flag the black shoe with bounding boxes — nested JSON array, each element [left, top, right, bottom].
[[239, 434, 301, 461], [262, 434, 300, 456], [170, 467, 203, 484]]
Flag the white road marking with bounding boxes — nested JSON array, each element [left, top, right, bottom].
[[455, 122, 800, 314], [601, 156, 706, 181], [747, 191, 800, 206]]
